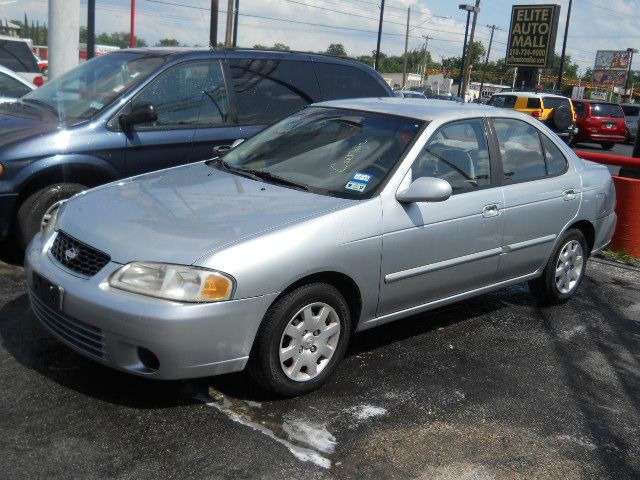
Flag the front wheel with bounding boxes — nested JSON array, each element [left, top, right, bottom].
[[600, 142, 615, 150], [248, 283, 351, 397], [528, 229, 588, 306], [16, 183, 86, 249]]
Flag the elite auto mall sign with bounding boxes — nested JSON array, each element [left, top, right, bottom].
[[505, 4, 560, 69]]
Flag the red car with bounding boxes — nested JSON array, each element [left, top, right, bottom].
[[571, 100, 626, 150]]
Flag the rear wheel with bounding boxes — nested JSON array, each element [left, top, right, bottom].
[[248, 283, 351, 397], [529, 229, 587, 306], [600, 142, 615, 150], [16, 183, 86, 248]]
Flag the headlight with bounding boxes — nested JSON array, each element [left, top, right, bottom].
[[41, 200, 66, 239], [109, 262, 235, 302]]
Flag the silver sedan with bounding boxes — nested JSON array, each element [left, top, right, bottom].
[[25, 98, 617, 396]]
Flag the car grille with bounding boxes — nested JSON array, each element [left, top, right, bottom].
[[50, 231, 110, 277], [30, 290, 105, 359]]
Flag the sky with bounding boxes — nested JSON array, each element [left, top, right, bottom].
[[3, 0, 640, 74]]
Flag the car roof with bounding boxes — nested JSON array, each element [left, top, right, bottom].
[[315, 97, 497, 121], [492, 91, 568, 99]]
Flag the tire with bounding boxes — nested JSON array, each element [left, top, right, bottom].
[[16, 183, 86, 249], [528, 229, 588, 306], [551, 104, 573, 131], [248, 283, 351, 397], [600, 142, 615, 150]]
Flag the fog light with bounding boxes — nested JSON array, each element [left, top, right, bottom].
[[0, 163, 3, 176], [137, 347, 160, 372]]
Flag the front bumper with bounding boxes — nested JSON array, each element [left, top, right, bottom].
[[25, 233, 278, 380]]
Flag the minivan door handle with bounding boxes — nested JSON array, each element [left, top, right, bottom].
[[563, 188, 577, 201], [482, 204, 500, 218]]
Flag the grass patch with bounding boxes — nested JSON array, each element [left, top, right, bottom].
[[601, 248, 640, 267]]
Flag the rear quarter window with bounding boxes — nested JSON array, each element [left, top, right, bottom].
[[542, 97, 570, 109], [0, 39, 39, 73], [488, 95, 516, 108], [315, 63, 389, 100], [526, 98, 541, 109]]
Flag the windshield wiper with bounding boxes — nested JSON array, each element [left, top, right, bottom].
[[208, 159, 308, 191], [21, 98, 59, 118]]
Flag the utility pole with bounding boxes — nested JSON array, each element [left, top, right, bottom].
[[130, 0, 135, 48], [457, 7, 472, 97], [624, 48, 638, 101], [87, 0, 95, 59], [402, 7, 411, 88], [421, 35, 431, 87], [478, 24, 498, 102], [210, 0, 219, 48], [48, 0, 80, 79], [374, 0, 386, 71], [232, 0, 239, 47], [225, 0, 234, 47], [460, 0, 480, 102], [556, 0, 572, 93]]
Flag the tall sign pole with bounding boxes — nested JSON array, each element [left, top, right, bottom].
[[232, 0, 240, 47], [556, 0, 572, 92], [87, 0, 95, 59], [374, 0, 386, 71], [460, 0, 480, 102], [225, 0, 234, 47], [210, 0, 219, 48], [130, 0, 135, 48], [402, 7, 411, 88]]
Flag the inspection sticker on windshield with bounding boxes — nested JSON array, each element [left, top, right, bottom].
[[352, 172, 372, 183], [345, 181, 367, 193]]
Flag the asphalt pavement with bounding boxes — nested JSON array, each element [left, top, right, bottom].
[[1, 252, 639, 479]]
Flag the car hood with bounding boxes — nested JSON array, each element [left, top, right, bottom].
[[57, 162, 355, 265], [0, 104, 59, 151]]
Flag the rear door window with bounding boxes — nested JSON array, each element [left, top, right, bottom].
[[0, 39, 39, 73], [315, 62, 388, 100], [591, 103, 623, 118], [229, 58, 320, 125], [493, 118, 546, 182], [488, 95, 516, 108]]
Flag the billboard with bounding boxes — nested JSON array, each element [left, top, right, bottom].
[[505, 4, 561, 68], [594, 50, 631, 70], [592, 69, 627, 85]]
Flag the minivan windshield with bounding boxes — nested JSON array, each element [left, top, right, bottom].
[[18, 51, 166, 126], [218, 107, 423, 199]]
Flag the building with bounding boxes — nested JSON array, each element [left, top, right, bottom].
[[465, 81, 508, 102], [381, 73, 423, 90], [0, 19, 21, 37]]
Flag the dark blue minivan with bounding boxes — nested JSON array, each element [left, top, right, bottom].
[[0, 48, 392, 245]]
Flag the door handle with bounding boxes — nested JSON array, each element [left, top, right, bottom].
[[563, 188, 577, 201], [213, 144, 232, 156], [482, 204, 500, 218]]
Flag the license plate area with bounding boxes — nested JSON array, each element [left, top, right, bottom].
[[32, 271, 63, 311], [603, 122, 614, 129]]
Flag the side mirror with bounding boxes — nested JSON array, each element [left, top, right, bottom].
[[231, 138, 244, 148], [396, 177, 452, 204], [119, 102, 157, 130]]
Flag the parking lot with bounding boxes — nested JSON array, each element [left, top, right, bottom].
[[1, 253, 638, 479]]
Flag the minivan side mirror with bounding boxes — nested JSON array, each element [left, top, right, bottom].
[[119, 102, 157, 130], [396, 177, 452, 203]]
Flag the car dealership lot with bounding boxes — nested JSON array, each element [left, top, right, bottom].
[[1, 256, 639, 479]]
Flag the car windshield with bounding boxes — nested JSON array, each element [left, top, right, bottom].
[[218, 107, 424, 199], [17, 51, 166, 126], [591, 103, 623, 118], [542, 96, 569, 109]]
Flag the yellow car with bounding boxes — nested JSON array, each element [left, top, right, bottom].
[[488, 92, 577, 143]]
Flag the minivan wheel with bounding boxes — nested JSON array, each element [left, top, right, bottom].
[[528, 229, 587, 306], [248, 283, 351, 397], [16, 183, 86, 249], [600, 142, 615, 150]]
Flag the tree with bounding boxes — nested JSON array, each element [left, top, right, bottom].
[[325, 43, 347, 57], [156, 38, 180, 47], [272, 43, 290, 51], [95, 32, 147, 48]]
